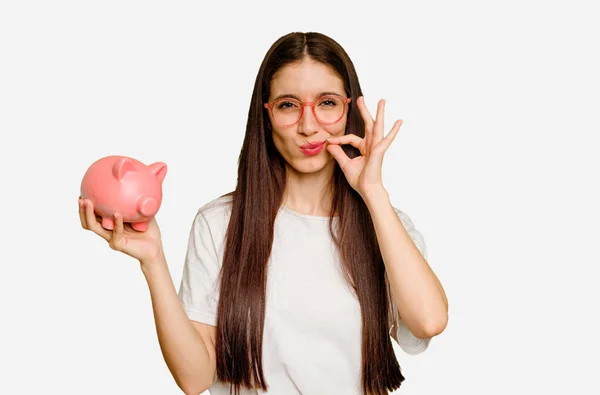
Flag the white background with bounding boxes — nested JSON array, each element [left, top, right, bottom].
[[1, 0, 599, 394]]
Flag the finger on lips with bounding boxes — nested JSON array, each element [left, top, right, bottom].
[[329, 134, 364, 149]]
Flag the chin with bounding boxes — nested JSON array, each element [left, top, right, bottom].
[[288, 155, 333, 174]]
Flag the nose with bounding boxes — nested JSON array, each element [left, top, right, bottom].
[[298, 104, 319, 136]]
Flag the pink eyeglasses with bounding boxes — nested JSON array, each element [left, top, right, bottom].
[[264, 94, 352, 127]]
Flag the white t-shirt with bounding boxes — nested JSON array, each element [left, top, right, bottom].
[[177, 194, 431, 394]]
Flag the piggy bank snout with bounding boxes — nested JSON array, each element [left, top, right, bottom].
[[138, 196, 160, 217]]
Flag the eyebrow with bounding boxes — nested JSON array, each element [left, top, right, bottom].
[[272, 91, 344, 101]]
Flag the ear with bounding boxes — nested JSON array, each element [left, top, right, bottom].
[[112, 157, 136, 181], [149, 162, 168, 183]]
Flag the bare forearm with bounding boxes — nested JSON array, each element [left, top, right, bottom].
[[364, 188, 448, 338], [141, 257, 213, 394]]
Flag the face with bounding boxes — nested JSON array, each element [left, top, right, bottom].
[[266, 58, 348, 175]]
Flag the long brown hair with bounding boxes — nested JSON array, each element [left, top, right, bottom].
[[215, 31, 403, 395]]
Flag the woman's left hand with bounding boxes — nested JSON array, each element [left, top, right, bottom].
[[326, 96, 403, 198]]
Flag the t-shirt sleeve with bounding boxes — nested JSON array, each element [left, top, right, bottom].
[[389, 208, 432, 355], [177, 209, 222, 327]]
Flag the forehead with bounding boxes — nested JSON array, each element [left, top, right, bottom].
[[270, 58, 345, 99]]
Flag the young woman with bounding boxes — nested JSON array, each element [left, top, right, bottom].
[[78, 31, 448, 395]]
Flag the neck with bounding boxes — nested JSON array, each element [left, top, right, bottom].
[[282, 161, 335, 217]]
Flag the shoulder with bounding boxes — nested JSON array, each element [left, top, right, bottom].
[[194, 193, 233, 227], [188, 193, 234, 250]]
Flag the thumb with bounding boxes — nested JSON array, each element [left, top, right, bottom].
[[327, 144, 351, 171]]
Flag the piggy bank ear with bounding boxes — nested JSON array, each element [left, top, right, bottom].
[[149, 162, 168, 183], [112, 157, 136, 180]]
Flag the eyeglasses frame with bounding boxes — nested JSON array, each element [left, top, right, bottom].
[[263, 94, 352, 127]]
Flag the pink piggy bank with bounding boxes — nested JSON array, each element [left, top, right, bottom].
[[80, 155, 167, 232]]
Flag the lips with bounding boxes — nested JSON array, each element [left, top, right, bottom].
[[299, 140, 326, 157], [300, 141, 326, 149]]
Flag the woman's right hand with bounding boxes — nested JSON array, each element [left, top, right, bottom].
[[78, 197, 165, 265]]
